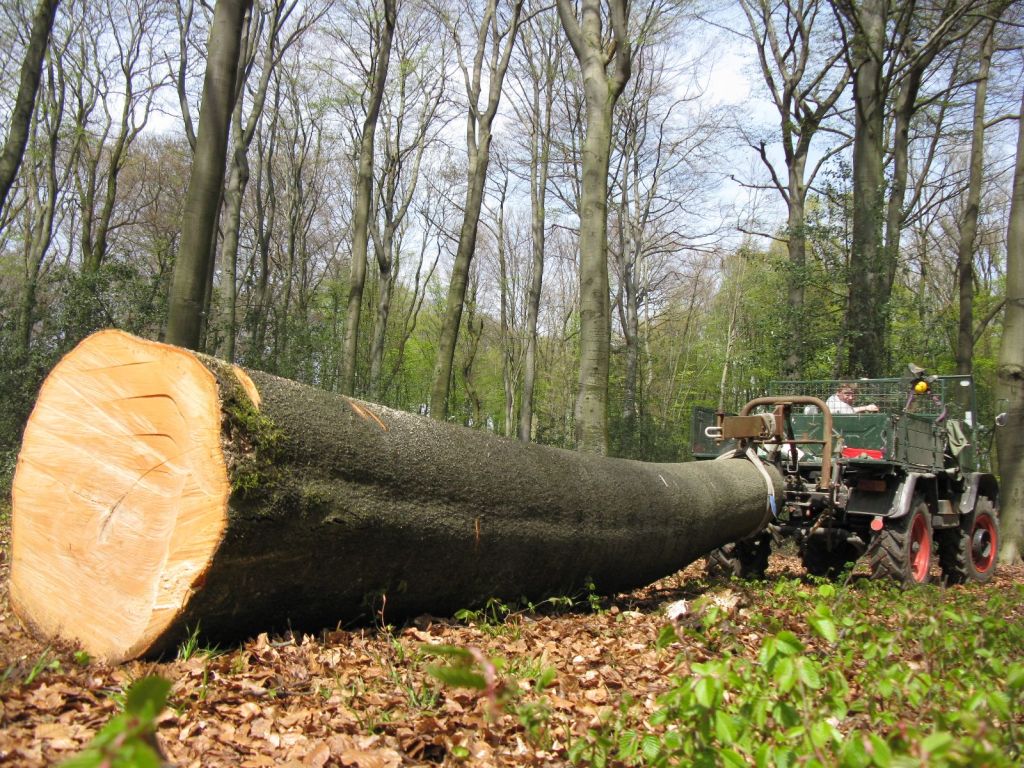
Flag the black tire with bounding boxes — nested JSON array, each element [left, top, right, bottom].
[[940, 496, 999, 585], [706, 534, 771, 579], [801, 537, 858, 580], [868, 499, 934, 585]]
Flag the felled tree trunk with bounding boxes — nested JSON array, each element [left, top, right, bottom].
[[11, 330, 781, 663]]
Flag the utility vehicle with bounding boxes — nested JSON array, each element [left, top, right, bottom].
[[693, 369, 1000, 585]]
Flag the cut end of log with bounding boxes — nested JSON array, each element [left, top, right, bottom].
[[11, 330, 230, 663]]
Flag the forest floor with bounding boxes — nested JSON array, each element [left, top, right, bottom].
[[1, 501, 1023, 767]]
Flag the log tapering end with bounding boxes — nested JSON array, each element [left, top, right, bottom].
[[11, 330, 230, 662]]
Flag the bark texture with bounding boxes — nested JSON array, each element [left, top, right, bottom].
[[996, 86, 1024, 565], [955, 21, 995, 377], [843, 0, 887, 376], [166, 0, 252, 350], [12, 330, 780, 662], [557, 0, 631, 454], [0, 0, 61, 218], [340, 0, 397, 395]]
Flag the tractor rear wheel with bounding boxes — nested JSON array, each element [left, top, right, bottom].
[[706, 534, 771, 579], [868, 500, 933, 585], [940, 496, 999, 585]]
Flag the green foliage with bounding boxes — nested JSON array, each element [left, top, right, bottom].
[[176, 623, 220, 662], [23, 648, 61, 685], [453, 585, 603, 634], [567, 578, 1024, 767], [60, 676, 171, 768]]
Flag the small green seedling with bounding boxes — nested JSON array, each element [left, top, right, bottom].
[[61, 676, 171, 768]]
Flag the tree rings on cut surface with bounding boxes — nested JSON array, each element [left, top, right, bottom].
[[11, 330, 232, 662]]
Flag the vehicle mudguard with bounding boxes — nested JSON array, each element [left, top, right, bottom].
[[885, 473, 938, 520], [957, 472, 999, 515]]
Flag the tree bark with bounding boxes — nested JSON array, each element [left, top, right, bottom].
[[220, 0, 307, 364], [11, 329, 781, 663], [517, 12, 558, 443], [0, 0, 61, 219], [557, 0, 631, 454], [166, 0, 252, 351], [955, 21, 995, 377], [429, 0, 524, 421], [339, 0, 397, 395], [842, 0, 887, 377], [996, 87, 1024, 565]]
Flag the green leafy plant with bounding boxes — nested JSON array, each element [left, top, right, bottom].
[[61, 676, 171, 768], [567, 577, 1024, 767]]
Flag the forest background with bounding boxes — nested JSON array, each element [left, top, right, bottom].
[[0, 0, 1022, 551]]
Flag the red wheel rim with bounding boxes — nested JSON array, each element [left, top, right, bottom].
[[971, 514, 997, 573], [909, 513, 931, 582]]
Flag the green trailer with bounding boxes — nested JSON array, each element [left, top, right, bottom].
[[696, 370, 1000, 585]]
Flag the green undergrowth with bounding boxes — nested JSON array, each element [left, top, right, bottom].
[[571, 578, 1024, 767], [431, 576, 1024, 767]]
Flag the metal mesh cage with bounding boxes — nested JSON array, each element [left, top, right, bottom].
[[766, 376, 976, 420]]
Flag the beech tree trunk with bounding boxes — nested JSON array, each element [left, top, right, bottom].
[[0, 0, 61, 219], [843, 0, 886, 377], [12, 330, 780, 663], [557, 0, 632, 454], [339, 0, 397, 395], [996, 86, 1024, 565], [166, 0, 252, 350], [955, 20, 995, 378]]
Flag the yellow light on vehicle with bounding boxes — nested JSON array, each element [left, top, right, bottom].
[[914, 380, 929, 394]]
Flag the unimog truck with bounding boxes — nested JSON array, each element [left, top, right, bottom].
[[693, 370, 1000, 585]]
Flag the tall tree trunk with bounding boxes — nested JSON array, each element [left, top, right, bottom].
[[220, 144, 248, 363], [496, 181, 516, 437], [996, 87, 1024, 565], [0, 0, 60, 219], [367, 250, 396, 398], [784, 160, 807, 378], [250, 95, 281, 364], [882, 67, 922, 297], [429, 0, 524, 420], [556, 0, 631, 454], [366, 34, 445, 399], [166, 0, 252, 350], [340, 0, 397, 395], [616, 161, 640, 452], [16, 59, 63, 361], [843, 0, 887, 377], [955, 21, 995, 377], [738, 0, 848, 379], [518, 17, 557, 443], [430, 155, 489, 419]]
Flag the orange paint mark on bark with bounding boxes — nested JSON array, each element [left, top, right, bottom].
[[344, 398, 388, 432]]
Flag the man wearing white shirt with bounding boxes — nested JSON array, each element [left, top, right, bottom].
[[825, 384, 879, 414]]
